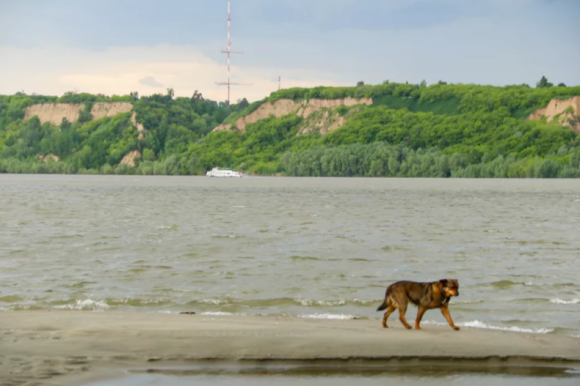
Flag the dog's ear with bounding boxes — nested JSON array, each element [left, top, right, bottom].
[[439, 279, 448, 287]]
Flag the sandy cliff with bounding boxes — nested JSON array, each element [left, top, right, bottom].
[[24, 102, 146, 135], [528, 96, 580, 134], [213, 98, 373, 134], [120, 150, 142, 167]]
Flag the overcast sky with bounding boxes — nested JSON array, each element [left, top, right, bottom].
[[1, 0, 579, 102]]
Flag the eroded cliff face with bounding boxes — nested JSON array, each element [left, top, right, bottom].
[[24, 102, 146, 136], [120, 150, 142, 167], [528, 96, 580, 134], [213, 98, 373, 134]]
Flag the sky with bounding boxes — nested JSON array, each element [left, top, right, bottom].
[[0, 0, 579, 102]]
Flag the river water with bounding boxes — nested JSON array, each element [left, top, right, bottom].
[[1, 175, 579, 336]]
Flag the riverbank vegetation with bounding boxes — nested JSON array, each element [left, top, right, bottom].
[[1, 78, 580, 177]]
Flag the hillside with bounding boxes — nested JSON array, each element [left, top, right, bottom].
[[213, 97, 372, 133], [1, 80, 580, 177]]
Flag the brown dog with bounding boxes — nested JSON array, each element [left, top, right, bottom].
[[376, 279, 460, 330]]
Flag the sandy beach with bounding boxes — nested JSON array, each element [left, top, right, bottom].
[[1, 311, 579, 385]]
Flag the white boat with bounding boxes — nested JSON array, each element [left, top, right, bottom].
[[206, 167, 244, 178]]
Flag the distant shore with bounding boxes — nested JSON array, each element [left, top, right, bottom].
[[1, 311, 579, 385]]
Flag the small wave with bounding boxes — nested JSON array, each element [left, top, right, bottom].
[[0, 295, 25, 303], [459, 320, 553, 334], [550, 299, 580, 305], [186, 297, 382, 308], [195, 299, 230, 305], [422, 320, 553, 334], [453, 299, 485, 305], [353, 298, 382, 305], [63, 281, 95, 288], [290, 256, 322, 262], [158, 225, 178, 231], [106, 298, 171, 307], [298, 313, 363, 320], [200, 311, 236, 316], [487, 280, 518, 289], [295, 298, 346, 307], [54, 299, 110, 311], [52, 234, 84, 239]]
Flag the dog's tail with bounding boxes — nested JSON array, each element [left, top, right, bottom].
[[376, 299, 387, 311], [377, 286, 392, 311], [376, 287, 390, 311]]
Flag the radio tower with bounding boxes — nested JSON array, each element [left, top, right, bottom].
[[216, 0, 250, 105]]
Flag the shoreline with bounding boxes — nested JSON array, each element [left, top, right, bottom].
[[1, 311, 579, 386]]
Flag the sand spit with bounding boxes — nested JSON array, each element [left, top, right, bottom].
[[1, 311, 579, 385], [213, 98, 373, 133], [528, 96, 580, 134]]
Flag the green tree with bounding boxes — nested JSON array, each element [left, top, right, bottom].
[[536, 76, 553, 88], [143, 148, 156, 161], [237, 98, 250, 111]]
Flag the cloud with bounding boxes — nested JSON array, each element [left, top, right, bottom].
[[0, 45, 347, 102], [139, 76, 164, 88]]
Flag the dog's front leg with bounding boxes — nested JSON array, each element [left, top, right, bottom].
[[440, 305, 460, 331]]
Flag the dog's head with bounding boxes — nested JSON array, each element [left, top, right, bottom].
[[439, 279, 459, 297]]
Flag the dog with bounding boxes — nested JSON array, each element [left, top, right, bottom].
[[376, 279, 460, 331]]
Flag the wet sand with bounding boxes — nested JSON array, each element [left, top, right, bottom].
[[1, 311, 579, 386]]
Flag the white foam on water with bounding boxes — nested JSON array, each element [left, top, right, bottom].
[[298, 313, 359, 320], [353, 298, 382, 305], [158, 225, 177, 230], [54, 299, 110, 311], [460, 320, 553, 334], [550, 298, 580, 305], [200, 311, 236, 316], [422, 320, 553, 334], [295, 298, 346, 306], [198, 299, 229, 305]]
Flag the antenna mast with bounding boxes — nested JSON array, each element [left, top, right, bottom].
[[216, 0, 251, 105]]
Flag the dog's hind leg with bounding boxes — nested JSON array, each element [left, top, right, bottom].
[[397, 302, 412, 330], [415, 306, 427, 330], [382, 305, 395, 328]]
